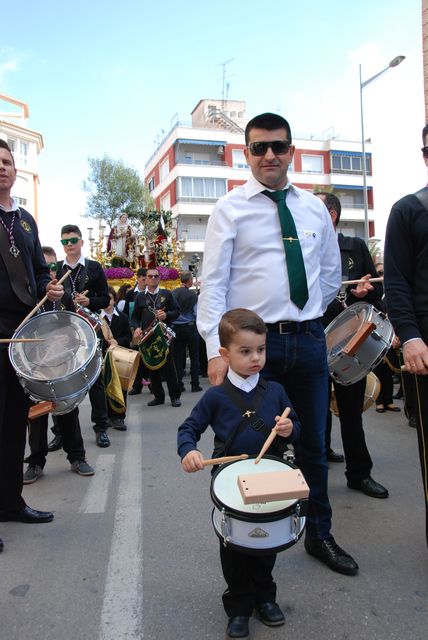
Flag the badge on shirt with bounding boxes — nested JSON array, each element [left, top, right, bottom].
[[20, 220, 32, 233]]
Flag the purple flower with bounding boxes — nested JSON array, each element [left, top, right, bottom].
[[104, 267, 135, 279], [157, 266, 179, 280]]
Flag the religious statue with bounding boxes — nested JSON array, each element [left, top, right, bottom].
[[107, 212, 136, 265]]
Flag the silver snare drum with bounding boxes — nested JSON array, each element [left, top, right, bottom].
[[325, 302, 393, 386], [210, 456, 307, 555], [9, 311, 102, 414]]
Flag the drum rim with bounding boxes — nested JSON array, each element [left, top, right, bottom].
[[9, 310, 99, 382], [210, 455, 301, 522]]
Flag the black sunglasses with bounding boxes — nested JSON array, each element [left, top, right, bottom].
[[48, 262, 58, 272], [60, 237, 80, 245], [147, 274, 160, 278], [421, 146, 428, 158], [248, 140, 292, 156]]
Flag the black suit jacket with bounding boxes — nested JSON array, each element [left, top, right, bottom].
[[58, 258, 109, 312]]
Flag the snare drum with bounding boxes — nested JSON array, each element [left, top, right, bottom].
[[325, 303, 393, 386], [9, 311, 102, 415], [75, 304, 103, 332], [210, 456, 307, 555]]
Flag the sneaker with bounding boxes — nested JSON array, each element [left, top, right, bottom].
[[71, 460, 95, 476], [111, 418, 127, 431], [95, 431, 110, 448], [23, 465, 44, 484]]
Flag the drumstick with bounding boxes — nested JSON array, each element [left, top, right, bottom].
[[255, 407, 291, 465], [341, 276, 383, 286], [0, 338, 46, 343], [202, 454, 249, 467], [15, 270, 72, 332]]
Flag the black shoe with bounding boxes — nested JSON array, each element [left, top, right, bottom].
[[95, 431, 110, 448], [305, 535, 358, 575], [128, 387, 142, 396], [409, 415, 417, 428], [347, 476, 389, 498], [191, 385, 203, 392], [171, 397, 182, 407], [111, 418, 127, 431], [47, 434, 62, 452], [147, 397, 165, 407], [0, 505, 54, 524], [256, 602, 285, 627], [226, 616, 249, 639], [327, 448, 344, 463]]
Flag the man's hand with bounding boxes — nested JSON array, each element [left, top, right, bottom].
[[133, 327, 143, 341], [181, 450, 204, 472], [350, 273, 374, 298], [74, 293, 90, 307], [155, 308, 166, 321], [46, 280, 64, 302], [274, 415, 293, 438], [403, 339, 428, 375], [208, 357, 227, 386]]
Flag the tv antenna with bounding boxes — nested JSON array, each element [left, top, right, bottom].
[[216, 58, 234, 111]]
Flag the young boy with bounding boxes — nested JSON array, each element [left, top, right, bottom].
[[177, 308, 300, 639]]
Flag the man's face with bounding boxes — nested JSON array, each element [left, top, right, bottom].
[[0, 148, 17, 194], [146, 270, 160, 290], [61, 232, 83, 261], [315, 193, 337, 228], [243, 127, 294, 190]]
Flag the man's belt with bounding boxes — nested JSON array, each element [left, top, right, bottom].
[[265, 319, 322, 334]]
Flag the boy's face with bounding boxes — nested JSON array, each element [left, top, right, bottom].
[[219, 330, 266, 379]]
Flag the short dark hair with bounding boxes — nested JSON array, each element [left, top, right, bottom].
[[422, 125, 428, 144], [136, 268, 147, 277], [116, 283, 132, 300], [0, 139, 15, 168], [42, 245, 56, 256], [219, 308, 267, 348], [108, 285, 117, 301], [61, 224, 82, 237], [180, 270, 192, 284], [245, 113, 292, 145], [316, 191, 342, 224]]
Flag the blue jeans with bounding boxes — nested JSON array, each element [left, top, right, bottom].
[[262, 320, 332, 540]]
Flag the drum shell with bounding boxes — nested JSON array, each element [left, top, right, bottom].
[[109, 346, 140, 391], [210, 456, 307, 555]]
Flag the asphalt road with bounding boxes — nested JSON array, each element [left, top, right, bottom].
[[0, 378, 427, 640]]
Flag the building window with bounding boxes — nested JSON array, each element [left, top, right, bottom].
[[148, 175, 155, 192], [332, 153, 371, 174], [7, 138, 16, 152], [178, 177, 227, 201], [160, 158, 169, 182], [160, 192, 170, 211], [232, 149, 248, 169], [17, 197, 27, 206], [301, 154, 323, 173]]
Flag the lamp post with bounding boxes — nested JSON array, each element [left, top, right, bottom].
[[359, 55, 405, 244]]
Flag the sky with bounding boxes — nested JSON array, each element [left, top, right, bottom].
[[0, 0, 425, 255]]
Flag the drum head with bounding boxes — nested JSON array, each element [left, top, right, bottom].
[[325, 302, 371, 356], [9, 311, 97, 382], [211, 456, 298, 516]]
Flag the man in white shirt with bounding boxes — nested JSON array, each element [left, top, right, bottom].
[[197, 112, 358, 576]]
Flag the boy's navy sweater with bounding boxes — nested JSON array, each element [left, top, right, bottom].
[[177, 380, 300, 459]]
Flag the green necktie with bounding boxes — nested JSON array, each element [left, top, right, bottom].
[[263, 189, 309, 309]]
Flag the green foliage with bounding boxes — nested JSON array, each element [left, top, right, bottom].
[[83, 156, 154, 228]]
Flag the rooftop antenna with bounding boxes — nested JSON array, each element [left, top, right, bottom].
[[216, 58, 234, 112]]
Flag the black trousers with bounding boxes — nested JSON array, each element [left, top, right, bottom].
[[414, 374, 428, 547], [327, 377, 373, 483], [374, 359, 394, 407], [172, 323, 200, 387], [26, 407, 86, 467], [149, 347, 181, 401], [220, 543, 277, 616], [0, 349, 30, 511], [88, 373, 110, 432]]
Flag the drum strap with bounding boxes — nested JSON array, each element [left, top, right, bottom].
[[0, 216, 34, 306]]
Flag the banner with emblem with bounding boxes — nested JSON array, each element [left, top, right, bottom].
[[139, 322, 169, 370], [102, 350, 126, 413]]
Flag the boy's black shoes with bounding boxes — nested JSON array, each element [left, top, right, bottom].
[[256, 602, 285, 626], [305, 535, 358, 575], [226, 616, 249, 638]]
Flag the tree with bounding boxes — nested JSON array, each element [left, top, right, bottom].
[[83, 156, 154, 228]]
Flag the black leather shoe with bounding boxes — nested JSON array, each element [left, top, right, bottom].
[[128, 387, 142, 396], [327, 448, 344, 463], [171, 397, 182, 407], [257, 602, 285, 626], [226, 616, 249, 638], [147, 397, 165, 406], [0, 505, 54, 523], [95, 431, 110, 448], [305, 535, 358, 575], [47, 434, 62, 452], [191, 385, 203, 392], [409, 415, 417, 428], [347, 476, 389, 498]]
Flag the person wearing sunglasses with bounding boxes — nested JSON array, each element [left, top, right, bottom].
[[384, 124, 428, 550], [196, 113, 355, 637], [0, 140, 64, 551], [56, 224, 111, 449], [316, 192, 388, 501]]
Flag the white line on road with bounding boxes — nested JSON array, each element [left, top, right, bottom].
[[99, 427, 143, 639], [79, 454, 116, 514]]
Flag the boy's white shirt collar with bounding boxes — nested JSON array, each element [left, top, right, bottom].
[[227, 367, 259, 392], [100, 308, 119, 319], [63, 254, 86, 269]]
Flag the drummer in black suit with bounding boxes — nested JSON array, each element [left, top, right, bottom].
[[316, 192, 388, 499], [0, 140, 63, 550], [57, 224, 111, 448]]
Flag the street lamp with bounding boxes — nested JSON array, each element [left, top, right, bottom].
[[359, 55, 405, 243]]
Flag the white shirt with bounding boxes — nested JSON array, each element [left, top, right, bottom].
[[63, 254, 86, 269], [227, 368, 259, 392], [100, 308, 120, 323], [197, 174, 341, 359]]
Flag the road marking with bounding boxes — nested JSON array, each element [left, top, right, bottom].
[[99, 425, 143, 639], [79, 454, 115, 514]]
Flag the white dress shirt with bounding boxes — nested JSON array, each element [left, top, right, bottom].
[[197, 174, 341, 359], [227, 368, 259, 392]]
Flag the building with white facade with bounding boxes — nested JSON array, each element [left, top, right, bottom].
[[0, 93, 43, 220], [144, 99, 374, 268]]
